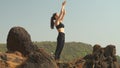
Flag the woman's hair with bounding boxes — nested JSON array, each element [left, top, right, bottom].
[[50, 13, 56, 29]]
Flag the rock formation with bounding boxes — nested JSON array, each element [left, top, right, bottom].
[[82, 44, 120, 68], [7, 26, 38, 56], [19, 48, 58, 68], [0, 26, 58, 68]]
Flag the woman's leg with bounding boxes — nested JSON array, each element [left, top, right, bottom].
[[55, 33, 65, 60]]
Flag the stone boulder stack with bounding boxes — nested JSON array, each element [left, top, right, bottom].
[[0, 26, 58, 68], [82, 44, 120, 68], [7, 26, 38, 56]]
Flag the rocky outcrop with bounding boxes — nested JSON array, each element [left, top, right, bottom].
[[20, 48, 58, 68], [82, 44, 120, 68], [0, 26, 58, 68], [0, 51, 25, 68], [0, 49, 58, 68], [7, 26, 38, 56]]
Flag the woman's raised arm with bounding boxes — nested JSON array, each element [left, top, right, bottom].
[[60, 9, 66, 22], [55, 1, 66, 24]]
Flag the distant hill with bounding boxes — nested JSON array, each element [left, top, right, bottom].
[[0, 41, 120, 62], [0, 43, 7, 52], [34, 41, 93, 61]]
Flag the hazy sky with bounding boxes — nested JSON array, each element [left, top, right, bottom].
[[0, 0, 120, 55]]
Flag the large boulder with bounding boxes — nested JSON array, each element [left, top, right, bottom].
[[4, 26, 58, 68], [82, 44, 120, 68], [7, 26, 38, 56], [72, 44, 120, 68]]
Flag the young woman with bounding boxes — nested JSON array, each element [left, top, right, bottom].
[[50, 1, 66, 61]]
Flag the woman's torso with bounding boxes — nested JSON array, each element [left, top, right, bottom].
[[55, 23, 64, 33]]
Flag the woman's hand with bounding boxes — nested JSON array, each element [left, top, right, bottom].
[[62, 0, 66, 7], [62, 0, 66, 11]]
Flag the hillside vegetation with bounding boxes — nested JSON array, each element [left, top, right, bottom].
[[0, 43, 7, 52], [34, 41, 92, 61]]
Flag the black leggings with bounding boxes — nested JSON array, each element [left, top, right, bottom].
[[55, 32, 65, 60]]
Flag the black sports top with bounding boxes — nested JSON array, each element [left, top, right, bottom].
[[56, 23, 64, 29]]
